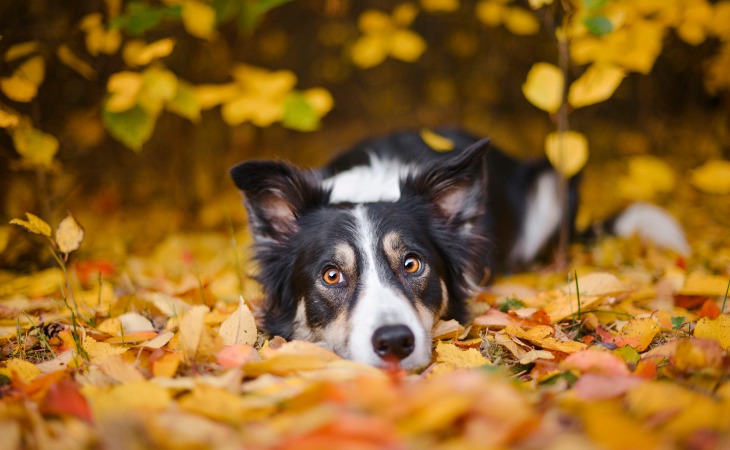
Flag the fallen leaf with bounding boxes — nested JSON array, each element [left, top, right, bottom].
[[694, 315, 730, 349], [613, 318, 660, 351], [431, 319, 464, 339], [503, 325, 587, 353], [562, 272, 626, 296], [178, 305, 209, 361], [435, 341, 490, 368], [216, 344, 260, 369], [561, 349, 630, 375], [40, 379, 92, 421], [0, 358, 41, 384], [574, 373, 644, 400], [218, 296, 257, 346], [152, 351, 181, 378], [679, 272, 730, 296], [519, 349, 554, 364]]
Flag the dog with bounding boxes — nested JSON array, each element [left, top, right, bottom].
[[230, 129, 689, 369]]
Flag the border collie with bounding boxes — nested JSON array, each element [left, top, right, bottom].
[[230, 129, 688, 370]]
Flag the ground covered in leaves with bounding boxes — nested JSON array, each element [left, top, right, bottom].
[[2, 176, 730, 450]]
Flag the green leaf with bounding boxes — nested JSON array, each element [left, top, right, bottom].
[[583, 16, 613, 36], [583, 0, 608, 11], [111, 1, 182, 36], [102, 103, 157, 151], [282, 92, 320, 132], [238, 0, 293, 32], [499, 298, 525, 313], [166, 80, 201, 122], [671, 316, 686, 331], [612, 345, 640, 367]]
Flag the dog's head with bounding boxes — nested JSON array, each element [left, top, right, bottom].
[[230, 139, 490, 369]]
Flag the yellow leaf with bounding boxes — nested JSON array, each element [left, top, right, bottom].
[[123, 38, 175, 67], [303, 88, 334, 116], [568, 64, 625, 108], [55, 213, 84, 254], [420, 128, 455, 152], [0, 56, 45, 103], [504, 325, 587, 353], [0, 77, 37, 103], [694, 315, 730, 350], [81, 13, 121, 56], [10, 212, 52, 237], [522, 62, 564, 113], [351, 34, 388, 68], [0, 358, 41, 384], [544, 131, 589, 177], [475, 0, 504, 27], [503, 7, 540, 35], [194, 83, 240, 109], [4, 41, 41, 62], [435, 341, 490, 368], [97, 354, 145, 383], [690, 159, 730, 194], [543, 292, 602, 323], [528, 0, 553, 8], [152, 351, 181, 377], [561, 272, 626, 296], [182, 0, 218, 40], [358, 10, 392, 33], [82, 380, 171, 417], [389, 29, 427, 62], [679, 271, 730, 296], [178, 305, 209, 361], [142, 66, 178, 105], [432, 319, 464, 339], [57, 45, 97, 80], [106, 71, 144, 112], [83, 336, 127, 361], [614, 318, 659, 351], [420, 0, 460, 12], [0, 109, 20, 128], [117, 312, 156, 334], [243, 353, 326, 376], [617, 155, 675, 201], [218, 296, 257, 346], [577, 400, 661, 449], [392, 2, 419, 26], [11, 125, 59, 168]]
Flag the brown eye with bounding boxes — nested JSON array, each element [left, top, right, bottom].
[[322, 266, 343, 285], [403, 255, 421, 274]]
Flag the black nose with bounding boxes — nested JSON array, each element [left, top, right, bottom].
[[371, 325, 415, 361]]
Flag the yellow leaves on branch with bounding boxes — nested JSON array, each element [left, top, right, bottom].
[[690, 159, 730, 194], [476, 0, 541, 36], [522, 63, 564, 114], [123, 38, 176, 67], [568, 64, 626, 109], [544, 131, 588, 178], [181, 0, 218, 41], [617, 155, 675, 201], [80, 13, 122, 56], [10, 212, 85, 256], [0, 55, 45, 103], [351, 4, 427, 68]]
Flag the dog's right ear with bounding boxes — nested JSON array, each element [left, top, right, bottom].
[[230, 160, 327, 242]]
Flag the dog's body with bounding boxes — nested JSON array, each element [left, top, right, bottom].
[[231, 129, 688, 369]]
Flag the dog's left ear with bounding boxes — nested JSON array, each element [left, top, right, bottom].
[[230, 160, 326, 243], [403, 138, 490, 226]]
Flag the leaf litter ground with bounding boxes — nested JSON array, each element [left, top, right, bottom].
[[2, 175, 730, 449]]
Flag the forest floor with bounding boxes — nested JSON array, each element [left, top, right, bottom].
[[1, 155, 730, 450]]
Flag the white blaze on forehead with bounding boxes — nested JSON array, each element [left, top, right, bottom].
[[346, 206, 432, 369], [323, 154, 416, 203]]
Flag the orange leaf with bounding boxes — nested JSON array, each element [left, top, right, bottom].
[[562, 349, 630, 376], [697, 299, 721, 319], [40, 379, 92, 422]]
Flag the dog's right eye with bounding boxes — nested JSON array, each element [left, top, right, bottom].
[[322, 266, 344, 285]]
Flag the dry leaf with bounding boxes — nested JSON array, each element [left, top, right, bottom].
[[562, 272, 626, 296], [178, 305, 209, 361], [218, 297, 257, 346], [55, 213, 84, 254], [10, 212, 52, 237], [613, 318, 660, 351], [503, 325, 587, 353], [694, 315, 730, 350]]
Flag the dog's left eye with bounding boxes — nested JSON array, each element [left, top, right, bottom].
[[403, 255, 421, 274]]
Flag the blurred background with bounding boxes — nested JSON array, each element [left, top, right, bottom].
[[1, 0, 729, 270]]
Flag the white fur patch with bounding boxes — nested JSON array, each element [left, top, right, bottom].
[[613, 203, 690, 256], [324, 154, 416, 203], [346, 206, 432, 369], [510, 172, 562, 264]]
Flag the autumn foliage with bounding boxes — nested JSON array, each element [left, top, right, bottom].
[[3, 0, 730, 449]]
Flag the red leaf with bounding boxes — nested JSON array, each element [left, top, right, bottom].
[[40, 379, 92, 422]]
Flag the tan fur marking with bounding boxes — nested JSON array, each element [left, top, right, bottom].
[[334, 242, 356, 272], [383, 231, 403, 268]]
